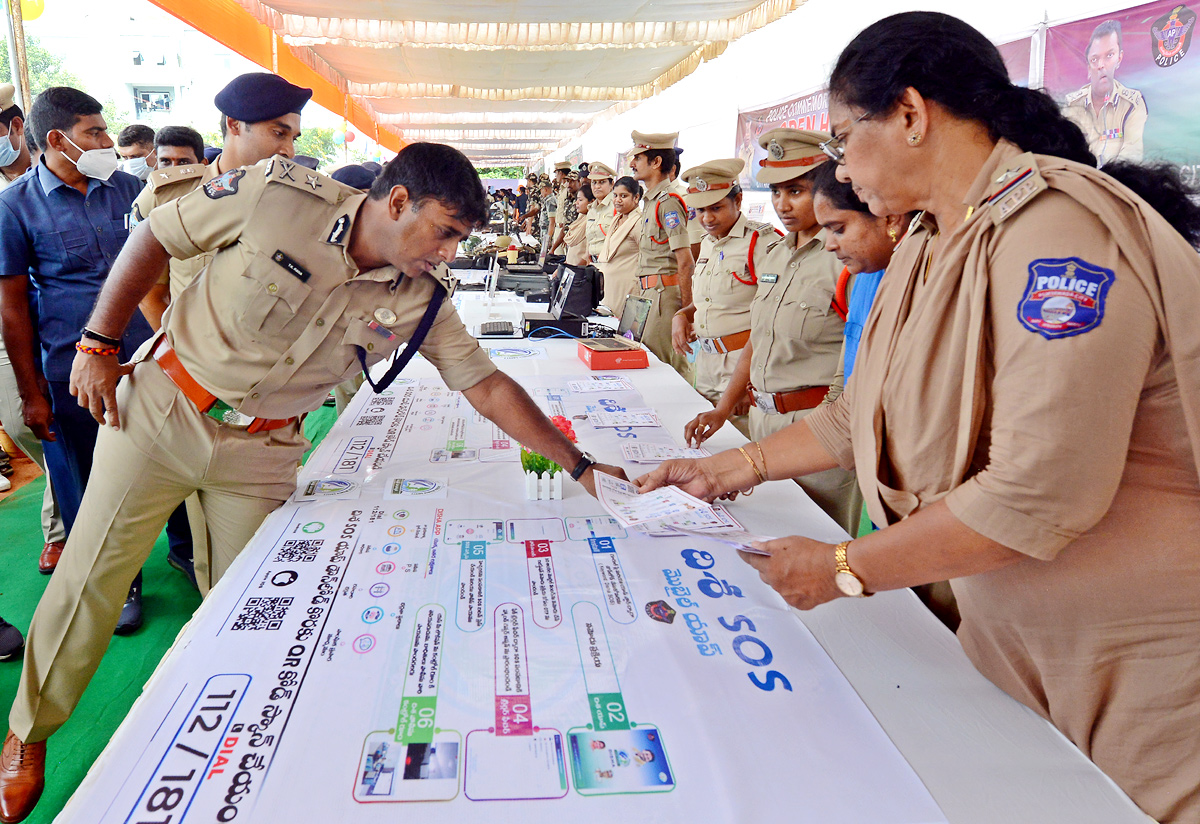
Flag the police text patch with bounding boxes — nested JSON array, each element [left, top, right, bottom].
[[1017, 257, 1114, 340], [203, 169, 245, 199], [663, 210, 681, 230]]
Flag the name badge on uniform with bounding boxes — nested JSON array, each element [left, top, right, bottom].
[[760, 273, 779, 284], [272, 250, 311, 282], [696, 258, 709, 266]]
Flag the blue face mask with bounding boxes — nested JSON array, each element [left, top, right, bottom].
[[0, 129, 21, 168]]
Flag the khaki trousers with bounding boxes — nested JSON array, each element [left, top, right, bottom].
[[11, 357, 305, 743], [637, 283, 691, 380], [694, 348, 750, 439], [750, 405, 862, 537]]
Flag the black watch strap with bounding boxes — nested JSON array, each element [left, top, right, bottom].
[[570, 452, 596, 481], [81, 327, 122, 348]]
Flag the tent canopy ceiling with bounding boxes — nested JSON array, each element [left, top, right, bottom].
[[229, 0, 805, 165]]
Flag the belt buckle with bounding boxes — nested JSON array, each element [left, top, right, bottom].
[[207, 401, 255, 429], [751, 389, 777, 414], [698, 337, 718, 355]]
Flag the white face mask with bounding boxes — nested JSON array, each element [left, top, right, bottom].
[[122, 155, 152, 181], [57, 131, 119, 181], [0, 129, 20, 168]]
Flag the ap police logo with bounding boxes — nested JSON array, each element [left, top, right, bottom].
[[1017, 257, 1114, 340]]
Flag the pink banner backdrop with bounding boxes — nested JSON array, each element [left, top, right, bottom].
[[1043, 0, 1198, 175]]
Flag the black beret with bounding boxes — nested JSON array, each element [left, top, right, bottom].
[[331, 164, 375, 190], [292, 155, 319, 170], [361, 161, 383, 175], [203, 146, 222, 163], [214, 72, 312, 123]]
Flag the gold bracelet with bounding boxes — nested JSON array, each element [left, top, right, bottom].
[[753, 441, 768, 482], [738, 446, 765, 484]]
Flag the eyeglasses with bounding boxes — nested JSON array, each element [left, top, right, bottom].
[[819, 112, 870, 164]]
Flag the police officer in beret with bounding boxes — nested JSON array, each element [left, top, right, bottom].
[[136, 72, 313, 330], [128, 73, 313, 597]]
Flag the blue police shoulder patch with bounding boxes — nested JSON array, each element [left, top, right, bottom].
[[1017, 256, 1115, 340], [663, 209, 681, 230]]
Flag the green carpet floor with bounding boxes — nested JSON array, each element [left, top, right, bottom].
[[0, 405, 337, 822]]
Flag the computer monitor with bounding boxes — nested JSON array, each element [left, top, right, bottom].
[[548, 267, 575, 320], [617, 296, 652, 343]]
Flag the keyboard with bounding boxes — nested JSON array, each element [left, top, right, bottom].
[[479, 320, 516, 337]]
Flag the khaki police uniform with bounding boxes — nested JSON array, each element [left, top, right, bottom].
[[806, 138, 1200, 822], [597, 203, 643, 316], [11, 156, 497, 744], [681, 158, 776, 438], [747, 129, 859, 535], [131, 161, 220, 300], [635, 175, 691, 374], [1062, 78, 1147, 165], [585, 162, 617, 261]]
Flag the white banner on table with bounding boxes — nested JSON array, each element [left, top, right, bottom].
[[62, 374, 945, 824]]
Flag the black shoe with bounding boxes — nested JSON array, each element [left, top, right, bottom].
[[0, 619, 24, 662], [114, 582, 143, 636], [166, 550, 198, 591]]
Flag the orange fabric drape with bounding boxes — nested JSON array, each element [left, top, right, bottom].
[[147, 0, 403, 152]]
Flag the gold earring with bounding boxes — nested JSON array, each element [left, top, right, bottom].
[[907, 133, 923, 146], [887, 228, 898, 243]]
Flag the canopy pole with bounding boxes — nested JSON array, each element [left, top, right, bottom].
[[5, 0, 31, 111]]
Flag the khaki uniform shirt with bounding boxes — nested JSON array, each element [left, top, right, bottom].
[[132, 161, 221, 300], [693, 213, 778, 340], [637, 178, 690, 277], [747, 229, 843, 393], [1062, 78, 1147, 165], [147, 156, 496, 420], [586, 192, 614, 259]]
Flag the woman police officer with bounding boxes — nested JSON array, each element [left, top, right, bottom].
[[683, 130, 860, 536], [638, 12, 1200, 821], [674, 158, 779, 437]]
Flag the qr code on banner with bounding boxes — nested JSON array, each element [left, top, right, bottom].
[[231, 597, 294, 631], [273, 539, 323, 563], [357, 415, 385, 426]]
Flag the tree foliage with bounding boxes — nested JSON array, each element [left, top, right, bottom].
[[476, 166, 523, 179], [0, 34, 84, 101], [294, 126, 338, 168]]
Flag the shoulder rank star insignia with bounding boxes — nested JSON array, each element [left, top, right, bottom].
[[306, 174, 321, 190], [768, 139, 785, 161], [695, 177, 709, 192]]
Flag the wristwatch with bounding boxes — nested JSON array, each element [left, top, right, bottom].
[[834, 540, 871, 598], [570, 451, 597, 481]]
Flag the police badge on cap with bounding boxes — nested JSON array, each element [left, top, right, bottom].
[[768, 139, 786, 161]]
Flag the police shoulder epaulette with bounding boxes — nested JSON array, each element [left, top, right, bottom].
[[263, 156, 342, 205], [748, 220, 783, 237], [984, 153, 1049, 224], [146, 163, 206, 192], [429, 263, 459, 299], [1063, 86, 1089, 105], [1117, 84, 1144, 105]]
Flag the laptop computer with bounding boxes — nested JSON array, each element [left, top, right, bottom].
[[616, 296, 652, 343]]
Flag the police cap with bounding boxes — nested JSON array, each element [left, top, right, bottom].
[[215, 72, 312, 123]]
